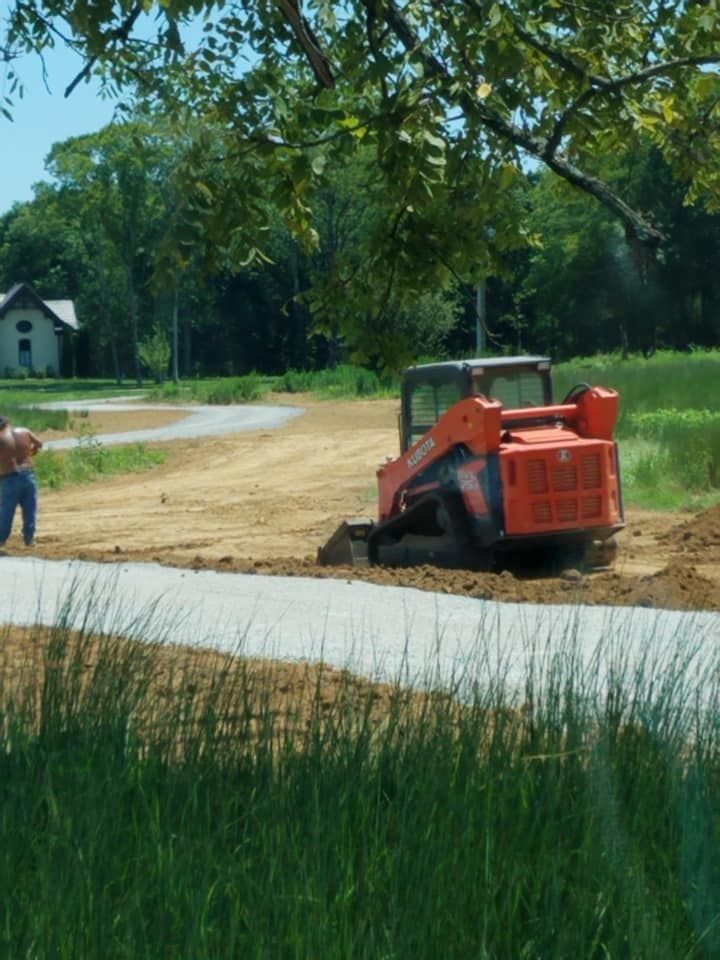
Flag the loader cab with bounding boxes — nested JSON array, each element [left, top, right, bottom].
[[400, 356, 553, 452]]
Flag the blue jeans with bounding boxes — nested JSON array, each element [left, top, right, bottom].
[[0, 470, 38, 546]]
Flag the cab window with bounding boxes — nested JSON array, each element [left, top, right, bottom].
[[408, 381, 462, 445], [472, 369, 546, 408]]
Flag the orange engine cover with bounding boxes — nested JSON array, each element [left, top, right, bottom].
[[499, 434, 622, 536]]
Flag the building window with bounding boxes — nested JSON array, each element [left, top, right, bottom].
[[16, 320, 33, 333], [18, 339, 32, 368]]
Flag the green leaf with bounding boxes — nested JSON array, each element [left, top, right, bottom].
[[311, 154, 327, 176], [498, 163, 518, 189]]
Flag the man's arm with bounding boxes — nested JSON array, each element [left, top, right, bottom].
[[13, 427, 42, 456], [26, 430, 42, 453]]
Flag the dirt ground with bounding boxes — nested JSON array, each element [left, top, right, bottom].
[[7, 395, 720, 614]]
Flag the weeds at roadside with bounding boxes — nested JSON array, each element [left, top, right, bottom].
[[35, 425, 165, 490], [280, 364, 397, 398]]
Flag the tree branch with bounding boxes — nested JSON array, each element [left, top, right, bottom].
[[544, 54, 720, 159], [510, 18, 587, 82], [370, 0, 664, 246], [274, 0, 334, 88], [64, 2, 143, 97], [508, 9, 720, 160]]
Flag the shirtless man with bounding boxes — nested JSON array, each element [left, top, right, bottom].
[[0, 416, 43, 548]]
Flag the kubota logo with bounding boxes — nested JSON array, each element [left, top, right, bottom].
[[556, 448, 572, 463], [407, 436, 435, 469]]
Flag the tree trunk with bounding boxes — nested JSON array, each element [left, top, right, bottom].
[[94, 253, 121, 383], [184, 311, 192, 377], [172, 283, 180, 383], [289, 242, 307, 369], [125, 262, 142, 385]]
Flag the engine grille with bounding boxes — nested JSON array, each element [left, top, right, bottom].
[[552, 465, 577, 491], [527, 459, 548, 494], [582, 454, 602, 489], [522, 452, 605, 528]]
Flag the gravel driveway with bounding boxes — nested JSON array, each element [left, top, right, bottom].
[[40, 398, 304, 449]]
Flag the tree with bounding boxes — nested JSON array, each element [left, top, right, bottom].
[[46, 123, 172, 381], [515, 145, 720, 359], [7, 2, 720, 365], [138, 324, 171, 382]]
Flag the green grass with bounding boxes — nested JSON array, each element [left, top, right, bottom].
[[145, 373, 275, 404], [35, 429, 165, 490], [0, 381, 165, 488], [0, 378, 147, 406], [0, 402, 69, 433], [0, 603, 718, 959], [146, 366, 397, 403], [554, 349, 720, 423], [279, 364, 397, 399]]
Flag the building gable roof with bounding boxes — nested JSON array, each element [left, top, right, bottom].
[[0, 283, 78, 331]]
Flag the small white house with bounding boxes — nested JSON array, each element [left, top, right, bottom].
[[0, 283, 78, 377]]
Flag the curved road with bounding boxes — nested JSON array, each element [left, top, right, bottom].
[[40, 398, 305, 449], [1, 396, 717, 698]]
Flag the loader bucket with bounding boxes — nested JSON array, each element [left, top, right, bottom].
[[317, 518, 374, 566]]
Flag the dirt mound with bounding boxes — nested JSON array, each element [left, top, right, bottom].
[[661, 503, 720, 563], [53, 547, 719, 613], [247, 557, 720, 612], [597, 562, 720, 611]]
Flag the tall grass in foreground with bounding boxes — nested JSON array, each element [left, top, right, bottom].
[[1, 609, 719, 958]]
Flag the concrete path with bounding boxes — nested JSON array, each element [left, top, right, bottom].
[[2, 556, 718, 701], [39, 398, 305, 449]]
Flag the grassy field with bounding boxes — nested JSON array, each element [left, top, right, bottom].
[[0, 609, 718, 959], [35, 435, 166, 489], [554, 351, 720, 510], [0, 382, 165, 488]]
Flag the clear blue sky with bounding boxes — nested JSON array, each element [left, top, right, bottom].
[[1, 42, 126, 216], [1, 15, 215, 217]]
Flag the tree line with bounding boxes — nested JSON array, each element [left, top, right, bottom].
[[0, 123, 717, 379]]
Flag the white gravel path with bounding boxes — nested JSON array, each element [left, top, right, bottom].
[[1, 556, 718, 701], [39, 398, 304, 449]]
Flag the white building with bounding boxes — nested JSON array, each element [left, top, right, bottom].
[[0, 283, 78, 376]]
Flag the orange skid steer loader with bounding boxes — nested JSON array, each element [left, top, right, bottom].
[[318, 356, 624, 570]]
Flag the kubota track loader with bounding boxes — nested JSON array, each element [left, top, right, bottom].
[[318, 356, 624, 569]]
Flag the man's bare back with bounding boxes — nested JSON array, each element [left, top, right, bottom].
[[0, 419, 17, 476], [12, 427, 42, 469], [0, 420, 42, 476]]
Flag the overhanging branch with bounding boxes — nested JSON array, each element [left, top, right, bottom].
[[64, 3, 143, 97], [371, 0, 666, 246], [275, 0, 334, 88]]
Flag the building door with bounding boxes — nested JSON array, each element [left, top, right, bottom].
[[18, 339, 32, 368]]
